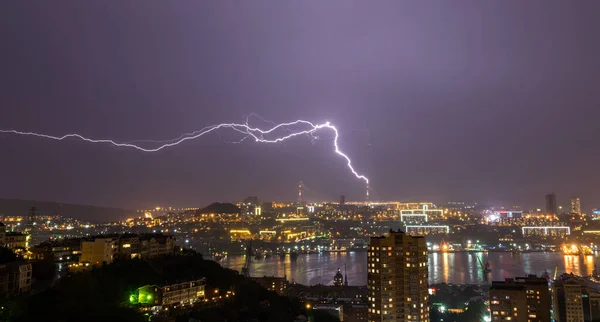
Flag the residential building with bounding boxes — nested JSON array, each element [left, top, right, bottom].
[[133, 278, 206, 307], [251, 276, 287, 295], [80, 237, 117, 265], [30, 238, 82, 263], [490, 275, 550, 322], [552, 274, 600, 322], [345, 304, 368, 322], [0, 261, 32, 297], [117, 234, 141, 259], [490, 282, 527, 322], [139, 234, 175, 259], [570, 197, 582, 216], [367, 230, 429, 322], [4, 232, 27, 250]]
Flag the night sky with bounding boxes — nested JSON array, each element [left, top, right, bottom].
[[1, 2, 599, 212]]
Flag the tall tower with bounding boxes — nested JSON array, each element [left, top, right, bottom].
[[366, 183, 370, 203], [570, 197, 581, 216], [546, 194, 557, 215], [297, 181, 303, 203], [368, 230, 429, 321]]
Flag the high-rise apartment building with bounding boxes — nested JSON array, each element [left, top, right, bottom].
[[552, 274, 600, 322], [367, 230, 429, 322], [570, 197, 581, 216], [546, 194, 557, 215], [490, 282, 527, 322], [489, 275, 550, 322]]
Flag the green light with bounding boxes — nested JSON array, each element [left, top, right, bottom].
[[129, 295, 135, 303], [146, 294, 152, 300]]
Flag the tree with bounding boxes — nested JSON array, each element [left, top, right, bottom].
[[0, 247, 17, 264]]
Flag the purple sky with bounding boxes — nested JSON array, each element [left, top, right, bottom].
[[1, 1, 599, 212]]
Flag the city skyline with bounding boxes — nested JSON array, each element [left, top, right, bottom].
[[2, 1, 600, 212], [4, 2, 600, 322]]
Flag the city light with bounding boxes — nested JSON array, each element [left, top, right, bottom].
[[521, 226, 570, 236]]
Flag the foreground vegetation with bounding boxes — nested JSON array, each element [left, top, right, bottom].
[[2, 250, 310, 322]]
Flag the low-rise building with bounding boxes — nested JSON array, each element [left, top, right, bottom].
[[344, 304, 367, 322], [139, 234, 175, 259], [4, 232, 27, 250], [251, 276, 287, 295], [31, 238, 82, 263], [313, 304, 344, 321], [132, 278, 206, 307], [117, 234, 141, 259], [80, 237, 117, 265]]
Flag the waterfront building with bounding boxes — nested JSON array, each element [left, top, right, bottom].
[[404, 225, 449, 236], [489, 275, 550, 322], [521, 226, 570, 238], [367, 230, 429, 322], [399, 204, 443, 224]]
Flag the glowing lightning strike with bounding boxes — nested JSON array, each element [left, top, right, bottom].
[[0, 120, 369, 184]]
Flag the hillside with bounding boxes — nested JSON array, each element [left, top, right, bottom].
[[197, 202, 240, 214], [0, 198, 136, 222]]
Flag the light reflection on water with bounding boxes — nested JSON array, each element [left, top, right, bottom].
[[220, 252, 599, 286]]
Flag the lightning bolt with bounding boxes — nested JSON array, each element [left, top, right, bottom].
[[0, 120, 369, 184]]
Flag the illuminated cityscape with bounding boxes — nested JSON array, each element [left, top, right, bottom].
[[1, 192, 600, 320], [2, 1, 600, 321]]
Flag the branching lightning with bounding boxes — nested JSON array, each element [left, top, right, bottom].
[[0, 119, 369, 184]]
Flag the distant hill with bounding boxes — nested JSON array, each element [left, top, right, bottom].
[[0, 198, 136, 222], [197, 202, 240, 214]]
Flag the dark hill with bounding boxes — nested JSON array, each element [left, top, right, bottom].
[[197, 202, 240, 214], [0, 198, 135, 222]]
